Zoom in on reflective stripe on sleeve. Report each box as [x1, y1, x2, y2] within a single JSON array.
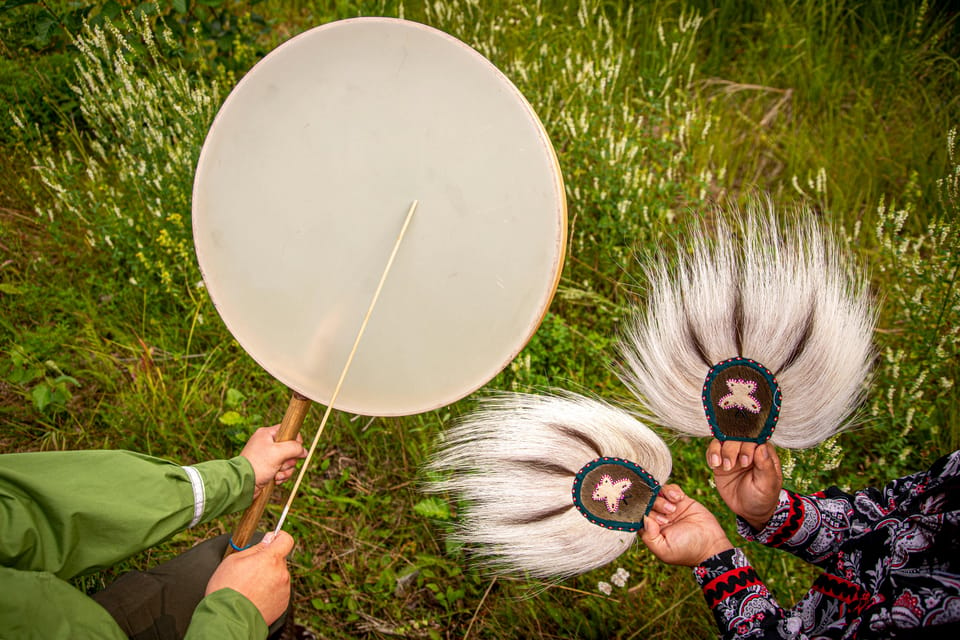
[[182, 465, 206, 527]]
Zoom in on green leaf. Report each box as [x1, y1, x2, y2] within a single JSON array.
[[50, 387, 71, 406], [33, 16, 56, 47], [218, 410, 245, 426], [7, 365, 44, 385], [31, 384, 51, 412], [172, 0, 188, 14], [413, 497, 451, 520], [99, 0, 122, 19], [52, 375, 79, 388], [0, 283, 24, 294], [328, 495, 364, 508], [225, 387, 245, 408]]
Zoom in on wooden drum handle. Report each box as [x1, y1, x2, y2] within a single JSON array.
[[224, 392, 311, 557]]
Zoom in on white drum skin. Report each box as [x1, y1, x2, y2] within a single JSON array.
[[193, 18, 566, 416]]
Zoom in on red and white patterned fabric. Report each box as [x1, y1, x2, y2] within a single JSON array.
[[693, 450, 960, 638]]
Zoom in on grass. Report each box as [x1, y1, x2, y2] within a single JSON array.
[[2, 0, 959, 638], [687, 0, 960, 225]]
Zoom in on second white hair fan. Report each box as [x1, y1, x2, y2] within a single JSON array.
[[425, 391, 672, 578]]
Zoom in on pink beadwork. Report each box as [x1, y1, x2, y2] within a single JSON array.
[[592, 474, 632, 513], [718, 378, 762, 413]]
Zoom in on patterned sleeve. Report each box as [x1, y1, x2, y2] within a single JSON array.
[[694, 548, 807, 639], [736, 489, 849, 568], [739, 450, 960, 568], [737, 451, 960, 567]]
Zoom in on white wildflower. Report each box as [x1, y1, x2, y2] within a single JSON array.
[[791, 175, 806, 197], [610, 567, 630, 587]]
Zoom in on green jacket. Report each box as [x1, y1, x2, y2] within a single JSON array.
[[0, 450, 269, 639]]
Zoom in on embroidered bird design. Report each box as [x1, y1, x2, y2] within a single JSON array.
[[718, 378, 762, 413], [592, 474, 632, 513]]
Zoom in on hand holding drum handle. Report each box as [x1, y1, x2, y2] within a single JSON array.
[[225, 392, 312, 557]]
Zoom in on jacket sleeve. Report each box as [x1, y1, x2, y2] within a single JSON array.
[[736, 488, 849, 567], [184, 589, 269, 640], [0, 565, 129, 640], [0, 566, 270, 640], [0, 450, 255, 579], [694, 548, 809, 639]]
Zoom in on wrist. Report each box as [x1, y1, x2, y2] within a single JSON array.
[[697, 536, 734, 565], [744, 510, 775, 531], [743, 499, 779, 531]]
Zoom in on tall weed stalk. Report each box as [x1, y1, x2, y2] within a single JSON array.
[[859, 129, 960, 477], [13, 13, 220, 311]]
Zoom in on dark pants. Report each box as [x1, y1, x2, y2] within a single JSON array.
[[92, 533, 289, 640]]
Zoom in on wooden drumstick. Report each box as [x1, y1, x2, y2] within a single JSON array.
[[226, 391, 311, 554], [225, 199, 419, 556]]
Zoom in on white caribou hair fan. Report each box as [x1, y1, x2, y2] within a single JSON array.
[[424, 391, 672, 579], [618, 199, 877, 449]]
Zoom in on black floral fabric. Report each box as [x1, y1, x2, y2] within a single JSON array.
[[693, 450, 960, 638]]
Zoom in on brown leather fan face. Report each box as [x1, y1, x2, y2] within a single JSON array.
[[703, 357, 781, 443], [572, 457, 660, 532]]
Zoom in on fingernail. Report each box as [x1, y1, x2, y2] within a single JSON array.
[[709, 454, 721, 468], [722, 458, 732, 471], [663, 501, 676, 513], [262, 532, 276, 545], [669, 488, 683, 501], [656, 515, 669, 525], [740, 454, 750, 467]]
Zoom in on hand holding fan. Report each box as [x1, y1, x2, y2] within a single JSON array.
[[423, 202, 874, 580]]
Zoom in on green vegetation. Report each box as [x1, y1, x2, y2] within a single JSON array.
[[2, 0, 958, 638]]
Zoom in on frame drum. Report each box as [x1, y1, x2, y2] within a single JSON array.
[[193, 18, 566, 416]]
